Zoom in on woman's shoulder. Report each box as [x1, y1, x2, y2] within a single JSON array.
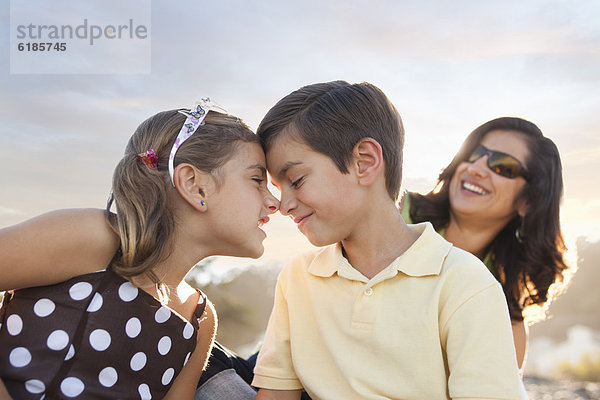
[[399, 190, 413, 223]]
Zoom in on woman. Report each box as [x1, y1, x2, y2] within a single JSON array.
[[402, 116, 569, 369]]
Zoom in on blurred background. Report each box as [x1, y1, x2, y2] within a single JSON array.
[[2, 1, 599, 398]]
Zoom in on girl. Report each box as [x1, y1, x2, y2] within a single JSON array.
[[403, 116, 569, 369], [0, 99, 279, 399]]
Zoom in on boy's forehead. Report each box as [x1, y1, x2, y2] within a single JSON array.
[[266, 160, 302, 177], [265, 137, 306, 175], [265, 147, 300, 174], [265, 135, 297, 160]]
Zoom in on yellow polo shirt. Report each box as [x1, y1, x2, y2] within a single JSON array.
[[253, 222, 525, 400]]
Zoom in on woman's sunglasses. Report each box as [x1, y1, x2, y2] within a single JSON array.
[[466, 144, 531, 180]]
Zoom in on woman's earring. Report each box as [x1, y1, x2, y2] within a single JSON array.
[[201, 200, 205, 206], [515, 217, 525, 243]]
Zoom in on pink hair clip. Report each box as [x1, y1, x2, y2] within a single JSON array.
[[138, 148, 158, 169]]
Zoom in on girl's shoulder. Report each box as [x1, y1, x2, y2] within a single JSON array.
[[0, 269, 201, 399]]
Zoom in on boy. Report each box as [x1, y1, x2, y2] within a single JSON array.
[[252, 81, 525, 399]]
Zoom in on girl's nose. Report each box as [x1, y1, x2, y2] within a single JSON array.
[[264, 192, 280, 214]]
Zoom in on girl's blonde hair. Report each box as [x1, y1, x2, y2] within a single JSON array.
[[106, 109, 258, 299]]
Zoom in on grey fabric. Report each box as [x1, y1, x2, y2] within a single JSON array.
[[195, 368, 257, 400]]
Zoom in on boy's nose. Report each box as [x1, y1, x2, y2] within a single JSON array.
[[279, 198, 296, 216], [277, 187, 297, 216]]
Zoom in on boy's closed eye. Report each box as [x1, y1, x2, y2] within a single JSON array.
[[290, 176, 304, 189]]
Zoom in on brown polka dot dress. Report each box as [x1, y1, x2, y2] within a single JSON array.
[[0, 267, 207, 399]]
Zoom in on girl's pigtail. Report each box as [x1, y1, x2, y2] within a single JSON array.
[[108, 151, 174, 289]]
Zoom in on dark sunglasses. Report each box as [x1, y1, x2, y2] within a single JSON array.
[[466, 144, 531, 180]]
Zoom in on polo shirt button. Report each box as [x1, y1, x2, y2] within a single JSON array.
[[364, 288, 373, 296]]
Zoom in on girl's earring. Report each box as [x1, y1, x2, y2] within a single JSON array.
[[201, 200, 206, 206]]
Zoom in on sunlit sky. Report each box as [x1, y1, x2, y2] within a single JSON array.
[[1, 0, 599, 268]]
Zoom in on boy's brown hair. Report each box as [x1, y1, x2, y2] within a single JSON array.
[[257, 81, 404, 200]]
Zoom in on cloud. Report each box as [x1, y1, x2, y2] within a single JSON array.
[[1, 0, 599, 249]]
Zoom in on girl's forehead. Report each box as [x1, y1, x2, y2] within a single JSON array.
[[224, 141, 266, 170], [238, 141, 265, 156]]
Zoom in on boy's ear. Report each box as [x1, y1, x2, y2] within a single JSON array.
[[352, 138, 383, 187], [172, 163, 210, 212]]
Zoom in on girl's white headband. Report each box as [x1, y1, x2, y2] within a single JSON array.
[[168, 98, 227, 185]]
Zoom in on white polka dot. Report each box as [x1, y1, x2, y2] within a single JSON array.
[[47, 330, 69, 351], [64, 345, 75, 361], [125, 317, 142, 338], [86, 293, 103, 312], [130, 352, 147, 371], [61, 377, 84, 397], [157, 336, 172, 356], [138, 383, 152, 399], [89, 329, 111, 351], [154, 306, 171, 323], [161, 368, 175, 385], [183, 352, 191, 366], [98, 367, 118, 388], [6, 314, 23, 336], [25, 379, 45, 394], [34, 298, 56, 317], [198, 295, 204, 304], [9, 347, 31, 367], [119, 282, 138, 302], [182, 323, 194, 340], [69, 282, 93, 301]]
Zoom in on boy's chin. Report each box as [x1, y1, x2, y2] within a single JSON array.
[[306, 234, 338, 248]]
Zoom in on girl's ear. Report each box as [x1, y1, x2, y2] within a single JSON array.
[[172, 163, 210, 212], [352, 138, 383, 187]]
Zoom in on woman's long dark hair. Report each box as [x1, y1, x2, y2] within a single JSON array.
[[409, 117, 569, 321]]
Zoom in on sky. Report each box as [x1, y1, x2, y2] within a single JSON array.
[[1, 0, 599, 267]]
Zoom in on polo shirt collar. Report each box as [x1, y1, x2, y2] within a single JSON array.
[[307, 242, 349, 278], [307, 222, 452, 279], [388, 222, 452, 277]]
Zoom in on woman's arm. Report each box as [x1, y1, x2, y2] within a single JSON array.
[[163, 300, 218, 400], [0, 209, 119, 291], [512, 319, 528, 370]]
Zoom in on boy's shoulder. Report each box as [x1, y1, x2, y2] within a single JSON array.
[[432, 237, 503, 313], [441, 244, 498, 285], [403, 222, 498, 288]]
